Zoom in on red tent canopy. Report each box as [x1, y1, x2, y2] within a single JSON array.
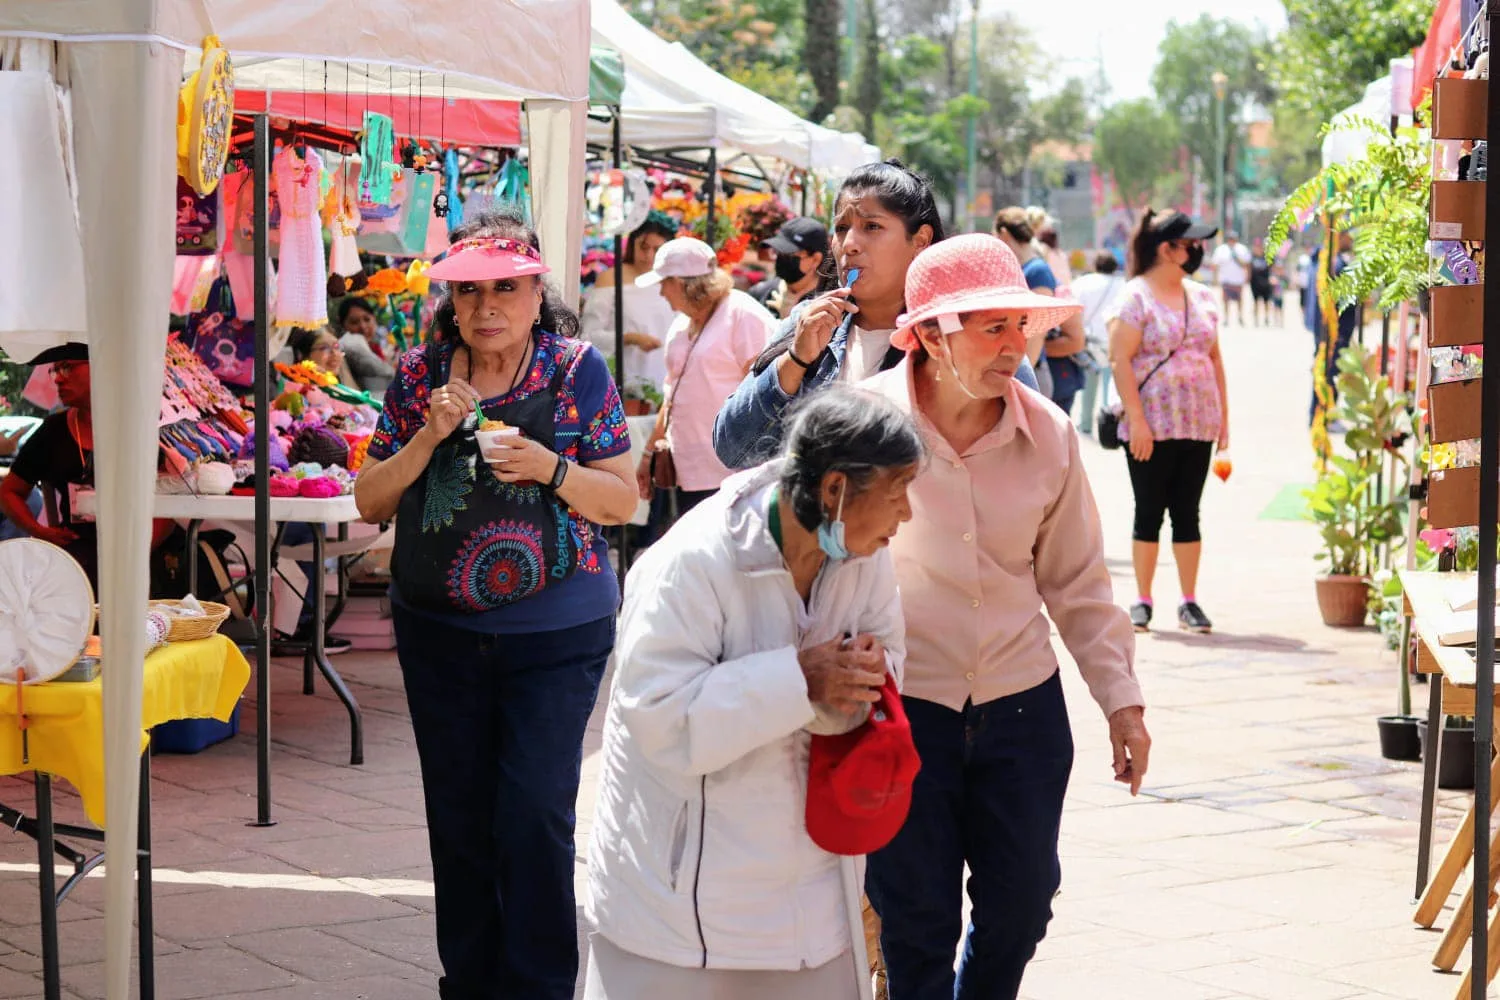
[[235, 90, 522, 148], [1412, 0, 1462, 113]]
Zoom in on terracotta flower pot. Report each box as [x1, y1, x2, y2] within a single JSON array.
[[1315, 574, 1371, 628]]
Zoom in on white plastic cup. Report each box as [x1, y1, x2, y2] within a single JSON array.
[[476, 426, 523, 461]]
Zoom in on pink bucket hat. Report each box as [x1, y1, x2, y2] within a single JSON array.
[[426, 236, 551, 282], [892, 234, 1082, 351]]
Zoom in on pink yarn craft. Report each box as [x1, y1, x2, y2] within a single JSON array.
[[298, 477, 342, 498], [269, 474, 302, 497]]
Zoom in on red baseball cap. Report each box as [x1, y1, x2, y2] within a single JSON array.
[[806, 675, 921, 856]]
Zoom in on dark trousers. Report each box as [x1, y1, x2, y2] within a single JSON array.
[[393, 607, 614, 1000], [1125, 439, 1214, 543], [867, 674, 1074, 1000]]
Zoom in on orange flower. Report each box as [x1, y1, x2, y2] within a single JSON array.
[[366, 267, 408, 295]]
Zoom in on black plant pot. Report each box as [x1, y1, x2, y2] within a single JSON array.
[[1378, 715, 1423, 762], [1419, 718, 1478, 790]]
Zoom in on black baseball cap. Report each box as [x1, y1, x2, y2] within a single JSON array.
[[29, 342, 90, 365], [762, 217, 829, 256], [1149, 210, 1218, 242]]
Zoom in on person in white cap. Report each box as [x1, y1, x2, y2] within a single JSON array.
[[633, 237, 777, 539], [860, 233, 1148, 1000]]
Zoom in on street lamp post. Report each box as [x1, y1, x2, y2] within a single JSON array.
[[1212, 71, 1228, 232], [966, 0, 979, 232]]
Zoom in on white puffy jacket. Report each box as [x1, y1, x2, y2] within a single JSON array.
[[586, 463, 905, 971]]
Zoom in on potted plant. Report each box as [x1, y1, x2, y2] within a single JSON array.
[[1303, 343, 1411, 627]]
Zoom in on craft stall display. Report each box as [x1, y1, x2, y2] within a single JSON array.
[[0, 535, 249, 1000]]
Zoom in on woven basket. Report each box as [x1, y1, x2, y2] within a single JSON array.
[[150, 600, 231, 642]]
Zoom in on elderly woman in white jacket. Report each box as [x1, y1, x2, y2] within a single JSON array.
[[585, 386, 925, 999]]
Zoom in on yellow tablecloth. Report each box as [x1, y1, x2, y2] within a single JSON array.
[[0, 634, 250, 826]]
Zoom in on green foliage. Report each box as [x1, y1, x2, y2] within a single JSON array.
[[1266, 115, 1431, 312], [0, 364, 42, 418], [1093, 99, 1180, 215], [1151, 16, 1271, 183], [1302, 343, 1411, 577], [1269, 0, 1435, 125], [627, 0, 815, 116]]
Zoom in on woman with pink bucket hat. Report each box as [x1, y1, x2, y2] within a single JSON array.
[[860, 233, 1150, 1000]]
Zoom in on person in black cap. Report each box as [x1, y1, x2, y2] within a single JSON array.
[[1107, 208, 1229, 636], [0, 343, 107, 583], [750, 217, 830, 319]]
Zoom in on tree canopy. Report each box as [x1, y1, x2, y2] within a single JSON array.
[[1093, 99, 1180, 216]]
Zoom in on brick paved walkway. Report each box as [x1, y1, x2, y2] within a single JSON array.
[[0, 310, 1484, 998]]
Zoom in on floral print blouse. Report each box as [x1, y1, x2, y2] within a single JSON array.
[[1115, 278, 1223, 443]]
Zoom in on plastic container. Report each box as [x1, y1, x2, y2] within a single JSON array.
[[151, 703, 240, 754], [1212, 450, 1232, 482], [475, 425, 522, 460]]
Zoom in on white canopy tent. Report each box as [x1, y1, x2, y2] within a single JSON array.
[[0, 3, 591, 998], [589, 0, 875, 176], [1321, 57, 1415, 168]]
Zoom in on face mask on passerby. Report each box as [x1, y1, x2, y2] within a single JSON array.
[[775, 252, 809, 285]]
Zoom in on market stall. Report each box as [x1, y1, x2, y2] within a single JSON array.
[[0, 4, 591, 997]]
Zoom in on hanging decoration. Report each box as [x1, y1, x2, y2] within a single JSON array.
[[359, 111, 399, 206], [176, 35, 235, 196]]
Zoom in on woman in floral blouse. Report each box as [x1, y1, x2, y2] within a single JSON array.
[[1108, 209, 1229, 635], [355, 212, 637, 1000]]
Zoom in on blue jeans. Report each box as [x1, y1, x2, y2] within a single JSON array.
[[867, 673, 1074, 1000], [393, 607, 614, 1000]]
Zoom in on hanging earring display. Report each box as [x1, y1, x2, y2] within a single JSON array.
[[176, 35, 235, 196]]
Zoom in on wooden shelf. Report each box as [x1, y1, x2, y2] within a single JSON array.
[[1432, 181, 1487, 242], [1427, 465, 1483, 529], [1430, 378, 1484, 443], [1434, 77, 1489, 140], [1429, 284, 1483, 348]]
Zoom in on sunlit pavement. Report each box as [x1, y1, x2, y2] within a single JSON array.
[[0, 303, 1479, 998]]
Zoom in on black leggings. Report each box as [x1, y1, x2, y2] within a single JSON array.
[[1125, 439, 1213, 543]]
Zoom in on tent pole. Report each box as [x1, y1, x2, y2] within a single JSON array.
[[1473, 15, 1500, 993], [705, 148, 718, 239], [612, 109, 631, 582], [252, 113, 276, 827]]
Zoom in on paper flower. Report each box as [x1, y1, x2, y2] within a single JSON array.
[[1420, 528, 1456, 551], [366, 267, 409, 296], [405, 260, 431, 297]]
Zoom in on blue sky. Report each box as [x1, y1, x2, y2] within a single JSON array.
[[987, 0, 1288, 101]]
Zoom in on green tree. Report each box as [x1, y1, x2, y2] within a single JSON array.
[[804, 0, 842, 122], [1093, 99, 1181, 216], [854, 0, 881, 134], [1150, 16, 1269, 186], [1269, 0, 1434, 124], [625, 0, 815, 115]]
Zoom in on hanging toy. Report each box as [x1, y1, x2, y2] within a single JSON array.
[[434, 190, 450, 219]]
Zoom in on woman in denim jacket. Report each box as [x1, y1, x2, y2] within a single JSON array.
[[713, 161, 1038, 471]]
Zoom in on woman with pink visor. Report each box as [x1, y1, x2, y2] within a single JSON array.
[[860, 234, 1150, 999], [355, 212, 638, 1000]]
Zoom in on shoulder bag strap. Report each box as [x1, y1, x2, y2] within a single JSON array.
[[660, 309, 715, 435], [1137, 294, 1191, 393]]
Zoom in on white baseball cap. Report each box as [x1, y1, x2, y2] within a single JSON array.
[[635, 237, 718, 287]]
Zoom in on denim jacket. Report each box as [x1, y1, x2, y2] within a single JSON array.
[[712, 305, 1039, 470]]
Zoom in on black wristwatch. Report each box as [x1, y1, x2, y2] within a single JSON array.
[[549, 456, 569, 490]]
